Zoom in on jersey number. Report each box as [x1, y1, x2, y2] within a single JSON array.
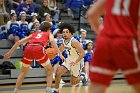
[[35, 33, 43, 39], [67, 48, 71, 56], [112, 0, 131, 16]]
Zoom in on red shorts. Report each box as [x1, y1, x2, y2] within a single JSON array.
[[90, 36, 140, 86], [21, 45, 49, 65]]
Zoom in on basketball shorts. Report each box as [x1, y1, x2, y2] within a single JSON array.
[[90, 36, 140, 86], [21, 45, 49, 65], [62, 56, 84, 77]]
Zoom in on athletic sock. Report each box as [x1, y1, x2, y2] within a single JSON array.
[[46, 86, 51, 91], [13, 88, 18, 93], [54, 88, 59, 92], [72, 83, 80, 87], [53, 73, 55, 80], [80, 75, 84, 80]]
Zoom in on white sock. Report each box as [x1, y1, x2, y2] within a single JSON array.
[[55, 88, 59, 92], [71, 83, 79, 87], [81, 75, 84, 80], [46, 86, 51, 91], [13, 88, 18, 93], [53, 73, 55, 79]]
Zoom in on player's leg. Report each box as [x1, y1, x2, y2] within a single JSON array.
[[113, 38, 140, 93], [41, 59, 53, 93], [88, 36, 117, 93], [53, 62, 59, 80], [53, 66, 68, 93], [70, 59, 87, 86], [70, 76, 82, 85], [14, 63, 30, 93]]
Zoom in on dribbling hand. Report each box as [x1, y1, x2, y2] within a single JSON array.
[[59, 54, 66, 62], [70, 61, 77, 66]]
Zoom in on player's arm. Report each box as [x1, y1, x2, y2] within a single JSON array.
[[87, 0, 106, 35], [59, 43, 65, 52], [49, 33, 61, 55], [72, 40, 85, 64], [4, 35, 32, 59], [49, 34, 65, 61]]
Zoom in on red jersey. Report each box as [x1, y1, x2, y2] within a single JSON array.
[[101, 0, 140, 38], [29, 32, 50, 47]]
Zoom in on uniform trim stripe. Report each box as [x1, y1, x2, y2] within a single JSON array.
[[123, 39, 140, 75]]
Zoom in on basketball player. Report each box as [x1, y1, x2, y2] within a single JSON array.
[[53, 23, 86, 93], [4, 21, 65, 93], [87, 0, 140, 93]]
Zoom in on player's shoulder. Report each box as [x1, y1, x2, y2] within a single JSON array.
[[71, 37, 80, 46]]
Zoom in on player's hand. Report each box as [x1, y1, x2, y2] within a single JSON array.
[[59, 54, 66, 62], [70, 61, 77, 66], [4, 52, 11, 59]]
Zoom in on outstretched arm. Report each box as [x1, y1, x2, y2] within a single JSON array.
[[87, 0, 106, 35], [4, 35, 32, 59]]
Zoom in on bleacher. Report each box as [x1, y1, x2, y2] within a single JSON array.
[[0, 38, 71, 84]]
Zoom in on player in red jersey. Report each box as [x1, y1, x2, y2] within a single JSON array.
[[87, 0, 140, 93], [4, 21, 65, 93]]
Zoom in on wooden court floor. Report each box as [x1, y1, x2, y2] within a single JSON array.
[[0, 80, 137, 93]]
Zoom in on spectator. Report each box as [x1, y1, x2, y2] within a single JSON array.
[[42, 13, 53, 25], [66, 0, 84, 20], [78, 29, 90, 50], [18, 11, 29, 39], [48, 0, 60, 22], [7, 10, 20, 43], [16, 0, 35, 22], [30, 21, 40, 34], [83, 41, 93, 80], [38, 0, 51, 21], [51, 20, 58, 33], [53, 29, 63, 47], [28, 12, 39, 30], [82, 0, 93, 16], [5, 0, 22, 13], [0, 0, 9, 26]]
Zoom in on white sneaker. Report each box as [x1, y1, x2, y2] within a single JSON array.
[[80, 72, 87, 86], [46, 89, 53, 93], [60, 79, 65, 84]]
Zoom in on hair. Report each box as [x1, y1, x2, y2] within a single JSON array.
[[85, 42, 93, 50], [40, 21, 51, 31], [32, 21, 40, 29], [10, 13, 16, 17], [59, 23, 75, 34]]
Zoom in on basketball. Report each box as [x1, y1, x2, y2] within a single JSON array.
[[46, 48, 57, 60]]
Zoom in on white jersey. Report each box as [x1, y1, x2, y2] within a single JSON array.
[[63, 37, 79, 59], [62, 37, 84, 77]]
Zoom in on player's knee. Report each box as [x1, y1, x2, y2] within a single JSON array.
[[55, 70, 62, 77], [56, 69, 63, 77], [41, 59, 51, 67]]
